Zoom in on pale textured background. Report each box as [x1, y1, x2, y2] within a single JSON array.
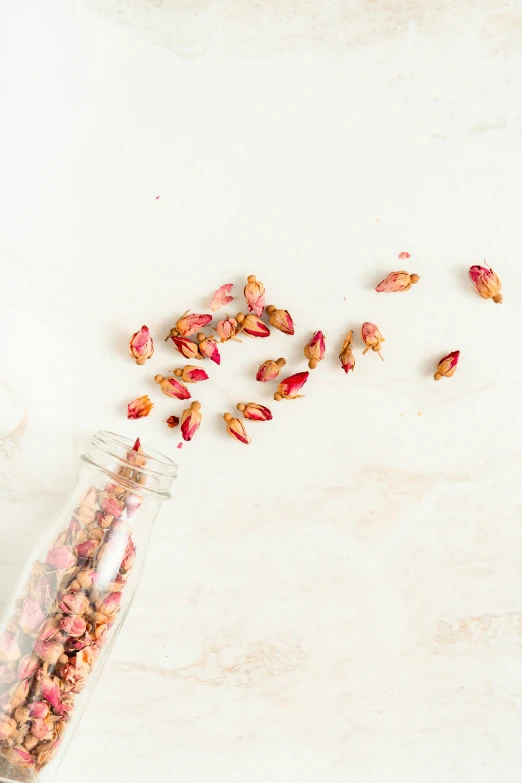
[[1, 1, 522, 780]]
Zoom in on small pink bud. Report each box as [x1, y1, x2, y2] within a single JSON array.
[[235, 313, 270, 338], [173, 365, 209, 383], [223, 413, 251, 444], [339, 330, 355, 374], [129, 325, 154, 365], [244, 275, 266, 317], [17, 654, 39, 680], [98, 592, 122, 616], [398, 251, 411, 259], [76, 538, 100, 559], [127, 395, 153, 419], [197, 333, 221, 364], [60, 615, 87, 637], [237, 402, 273, 421], [167, 334, 202, 360], [274, 371, 309, 401], [30, 701, 50, 719], [59, 592, 90, 615], [31, 717, 54, 740], [3, 745, 34, 768], [180, 401, 202, 442], [266, 305, 295, 336], [434, 350, 460, 381], [33, 640, 63, 665], [19, 597, 45, 636], [215, 315, 242, 343], [120, 539, 136, 572], [361, 322, 385, 360], [37, 618, 61, 643], [256, 357, 286, 382], [45, 546, 76, 571], [0, 630, 21, 663], [210, 283, 234, 312], [154, 374, 191, 400], [304, 331, 325, 369], [469, 263, 503, 303], [0, 715, 17, 741], [39, 676, 65, 713], [101, 495, 122, 517], [172, 311, 212, 338], [375, 271, 420, 292]]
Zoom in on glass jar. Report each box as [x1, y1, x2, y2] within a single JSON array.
[[0, 431, 177, 783]]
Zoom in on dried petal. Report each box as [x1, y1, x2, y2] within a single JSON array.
[[3, 745, 34, 768], [256, 358, 286, 382], [127, 395, 153, 419], [398, 251, 411, 259], [274, 371, 309, 401], [434, 350, 460, 381], [223, 413, 251, 444], [361, 322, 385, 360], [197, 333, 221, 364], [172, 312, 212, 338], [36, 735, 62, 766], [237, 402, 273, 421], [0, 715, 17, 741], [469, 263, 503, 303], [45, 546, 76, 571], [76, 539, 99, 560], [17, 654, 39, 680], [235, 313, 270, 338], [167, 334, 202, 360], [173, 365, 209, 383], [154, 375, 191, 400], [339, 330, 355, 374], [165, 415, 180, 429], [129, 325, 154, 365], [214, 315, 241, 343], [304, 331, 325, 369], [32, 576, 53, 609], [120, 539, 136, 572], [19, 598, 45, 636], [181, 401, 202, 442], [244, 275, 266, 317], [375, 271, 420, 293], [210, 283, 234, 312]]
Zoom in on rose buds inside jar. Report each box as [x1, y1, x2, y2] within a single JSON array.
[[235, 313, 270, 338], [361, 322, 385, 361], [304, 331, 325, 369], [375, 271, 420, 293], [129, 325, 154, 365], [469, 263, 503, 303], [173, 365, 209, 383], [274, 371, 309, 401], [197, 333, 221, 365], [181, 401, 202, 441], [154, 375, 191, 400], [223, 413, 251, 444], [237, 402, 273, 421], [256, 357, 286, 382], [244, 275, 265, 317], [434, 350, 460, 381], [169, 311, 212, 338], [214, 316, 241, 343], [127, 395, 153, 419], [210, 283, 233, 312], [166, 334, 202, 361], [339, 330, 355, 374], [266, 305, 295, 336]]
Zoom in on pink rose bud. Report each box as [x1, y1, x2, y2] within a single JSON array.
[[45, 546, 76, 571], [223, 413, 251, 444], [33, 640, 63, 665], [173, 365, 209, 383], [236, 402, 273, 421], [39, 676, 63, 711], [197, 333, 221, 364], [17, 654, 39, 680], [32, 576, 53, 608], [214, 315, 242, 343], [129, 325, 154, 365], [98, 592, 122, 616], [166, 334, 203, 360], [30, 701, 50, 719], [180, 401, 202, 442], [3, 745, 34, 768], [274, 371, 309, 401], [101, 495, 122, 516], [210, 283, 234, 312], [60, 592, 90, 615], [0, 665, 15, 685], [434, 350, 460, 381], [256, 357, 286, 382], [304, 331, 326, 369], [0, 715, 17, 741], [0, 630, 21, 663], [37, 617, 61, 642], [361, 322, 385, 361], [171, 311, 212, 338], [120, 540, 136, 572], [76, 539, 100, 559], [235, 313, 270, 338], [11, 678, 30, 703], [339, 330, 355, 374], [244, 275, 266, 317], [398, 251, 411, 259], [127, 395, 153, 419], [154, 374, 191, 400], [60, 615, 87, 638], [19, 597, 45, 636], [266, 305, 295, 336], [469, 263, 503, 303], [375, 271, 420, 292]]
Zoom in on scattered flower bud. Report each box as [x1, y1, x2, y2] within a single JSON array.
[[210, 283, 234, 312], [101, 495, 122, 517], [434, 350, 460, 381], [165, 415, 180, 429], [19, 598, 45, 636], [32, 576, 52, 609], [256, 358, 286, 382], [304, 331, 325, 369], [173, 365, 209, 383], [214, 315, 242, 343], [469, 263, 503, 303], [375, 271, 420, 292], [45, 546, 76, 571], [266, 305, 295, 336], [181, 401, 202, 442], [3, 745, 34, 768], [170, 311, 212, 338], [154, 374, 191, 400], [361, 322, 385, 361], [129, 325, 154, 365], [223, 413, 251, 444], [237, 402, 273, 421], [398, 251, 411, 259], [235, 313, 270, 338], [274, 371, 309, 401], [17, 654, 39, 681], [0, 715, 17, 741], [127, 395, 153, 419], [166, 334, 202, 360], [244, 275, 265, 317], [339, 330, 355, 374], [197, 333, 221, 364]]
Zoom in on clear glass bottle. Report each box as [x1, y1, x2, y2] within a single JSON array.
[[0, 431, 177, 783]]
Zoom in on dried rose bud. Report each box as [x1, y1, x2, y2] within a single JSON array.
[[33, 640, 63, 665], [36, 736, 62, 767], [30, 702, 50, 720], [165, 415, 180, 428], [11, 678, 30, 705], [361, 322, 385, 361], [181, 401, 202, 442], [76, 569, 97, 590], [120, 540, 136, 572], [237, 402, 273, 421], [266, 305, 295, 336], [235, 313, 270, 338], [223, 413, 251, 444], [60, 615, 87, 638], [3, 745, 34, 768], [19, 598, 45, 636], [127, 395, 153, 419], [97, 592, 121, 616], [76, 539, 100, 559], [339, 330, 355, 374], [304, 331, 325, 369], [129, 325, 154, 365], [173, 365, 209, 383], [375, 271, 420, 293], [168, 311, 212, 338], [274, 371, 309, 401], [210, 283, 234, 312], [60, 592, 89, 615], [37, 618, 61, 643], [101, 494, 122, 517], [14, 705, 30, 724], [154, 374, 191, 400], [256, 357, 286, 382], [434, 350, 460, 381], [0, 715, 17, 741], [469, 263, 503, 303], [45, 546, 76, 571], [197, 333, 221, 364], [166, 333, 203, 360], [17, 654, 39, 681], [244, 275, 265, 317], [214, 315, 242, 343]]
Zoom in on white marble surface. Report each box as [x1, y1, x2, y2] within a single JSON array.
[[2, 1, 522, 780]]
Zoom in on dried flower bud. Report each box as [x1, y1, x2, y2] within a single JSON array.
[[304, 331, 325, 369], [375, 271, 420, 292], [244, 275, 265, 317], [45, 546, 76, 571], [256, 357, 286, 382], [0, 715, 17, 741], [170, 311, 212, 338], [469, 263, 503, 303], [339, 330, 355, 374], [223, 413, 251, 444], [3, 745, 34, 768], [127, 395, 153, 419], [214, 315, 242, 343], [154, 375, 191, 400], [17, 654, 39, 681], [398, 251, 411, 259], [30, 702, 50, 720], [434, 350, 460, 381], [274, 371, 309, 401], [129, 325, 154, 365], [361, 322, 385, 361], [237, 402, 273, 421], [59, 592, 89, 615], [97, 592, 121, 616], [197, 333, 221, 364], [165, 415, 180, 429], [60, 615, 87, 638], [19, 598, 45, 637], [235, 313, 270, 338], [101, 494, 122, 517], [33, 640, 63, 665], [32, 576, 52, 609], [166, 334, 202, 360], [76, 539, 100, 560], [181, 401, 202, 442], [210, 283, 234, 312], [36, 736, 62, 767], [36, 618, 61, 643], [173, 365, 209, 383], [266, 305, 295, 336], [11, 678, 30, 705], [120, 540, 136, 572]]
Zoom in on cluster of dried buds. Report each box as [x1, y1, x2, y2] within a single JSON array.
[[0, 441, 142, 772]]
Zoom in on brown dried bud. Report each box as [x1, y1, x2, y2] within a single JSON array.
[[266, 305, 295, 336], [339, 330, 355, 374], [361, 322, 385, 361]]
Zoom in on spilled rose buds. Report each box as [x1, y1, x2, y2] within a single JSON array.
[[339, 330, 355, 374], [173, 365, 209, 383], [214, 315, 241, 343], [166, 334, 202, 360], [154, 374, 191, 400], [181, 401, 202, 442], [237, 402, 273, 421], [361, 322, 385, 361], [266, 305, 295, 336], [244, 274, 265, 317], [375, 271, 420, 293], [210, 283, 234, 312], [235, 313, 270, 338], [165, 415, 180, 428], [223, 413, 251, 444], [256, 357, 286, 382], [274, 371, 309, 401], [304, 331, 325, 369], [197, 333, 221, 364], [170, 311, 212, 338], [434, 350, 460, 381], [469, 263, 503, 303], [127, 395, 153, 419], [129, 325, 154, 365]]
